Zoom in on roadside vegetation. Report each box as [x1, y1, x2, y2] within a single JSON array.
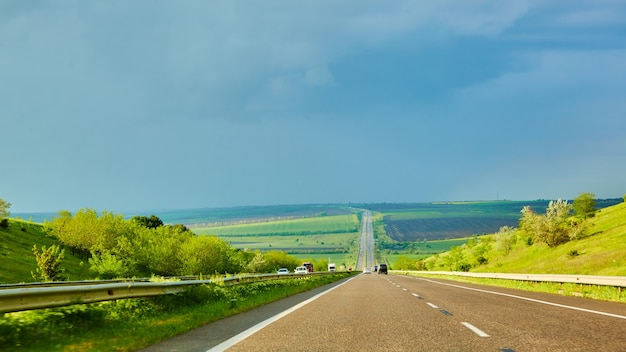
[[393, 194, 626, 302]]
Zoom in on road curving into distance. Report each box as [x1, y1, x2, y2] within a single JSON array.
[[141, 274, 626, 352]]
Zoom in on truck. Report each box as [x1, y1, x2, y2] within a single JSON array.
[[302, 262, 314, 272], [328, 263, 336, 272]]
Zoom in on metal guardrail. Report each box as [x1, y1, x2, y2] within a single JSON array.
[[393, 271, 626, 287], [0, 272, 333, 314]]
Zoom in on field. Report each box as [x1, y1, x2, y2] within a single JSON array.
[[193, 214, 361, 266], [364, 199, 622, 242]]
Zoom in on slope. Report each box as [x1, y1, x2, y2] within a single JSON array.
[[0, 220, 92, 284]]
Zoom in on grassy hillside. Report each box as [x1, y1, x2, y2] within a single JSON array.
[[422, 201, 626, 276], [0, 220, 92, 284]]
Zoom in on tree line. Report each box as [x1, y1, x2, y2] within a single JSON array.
[[40, 209, 304, 280]]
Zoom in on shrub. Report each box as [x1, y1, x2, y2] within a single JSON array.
[[32, 245, 65, 281]]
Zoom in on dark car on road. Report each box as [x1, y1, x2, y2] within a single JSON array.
[[378, 263, 388, 274]]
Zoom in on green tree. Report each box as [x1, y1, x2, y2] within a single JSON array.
[[0, 197, 10, 229], [88, 250, 131, 279], [573, 193, 597, 219], [178, 235, 242, 275], [131, 215, 164, 229], [32, 245, 65, 281], [520, 199, 580, 247]]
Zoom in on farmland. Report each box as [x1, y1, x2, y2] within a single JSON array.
[[193, 214, 361, 266], [362, 199, 622, 242]]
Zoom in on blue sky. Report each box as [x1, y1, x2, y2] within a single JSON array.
[[2, 1, 625, 213]]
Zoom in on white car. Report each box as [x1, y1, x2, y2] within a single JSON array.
[[363, 267, 372, 274], [277, 268, 290, 274], [294, 266, 309, 274]]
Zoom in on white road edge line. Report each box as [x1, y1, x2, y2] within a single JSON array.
[[426, 302, 439, 309], [206, 276, 356, 352], [417, 278, 626, 320], [462, 322, 490, 337]]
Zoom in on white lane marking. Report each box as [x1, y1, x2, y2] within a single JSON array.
[[462, 322, 490, 337], [206, 277, 356, 352], [403, 288, 408, 291], [426, 302, 439, 309], [412, 293, 421, 298], [417, 278, 626, 320]]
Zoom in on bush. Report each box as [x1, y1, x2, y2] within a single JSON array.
[[32, 244, 65, 281]]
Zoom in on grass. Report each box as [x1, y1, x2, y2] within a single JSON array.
[[0, 220, 92, 284], [0, 272, 355, 351], [474, 202, 626, 275], [194, 214, 359, 236]]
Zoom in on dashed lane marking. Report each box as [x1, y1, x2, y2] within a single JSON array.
[[462, 322, 490, 337], [427, 302, 439, 309]]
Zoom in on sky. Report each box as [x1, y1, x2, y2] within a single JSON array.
[[2, 0, 626, 213]]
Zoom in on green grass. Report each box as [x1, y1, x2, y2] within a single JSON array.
[[193, 214, 359, 236], [474, 202, 626, 275], [0, 220, 93, 284]]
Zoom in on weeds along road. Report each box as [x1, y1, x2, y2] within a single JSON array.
[[141, 274, 626, 352]]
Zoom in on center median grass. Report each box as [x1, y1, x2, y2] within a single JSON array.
[[0, 272, 355, 352]]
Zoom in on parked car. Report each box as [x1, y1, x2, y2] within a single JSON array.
[[378, 263, 388, 274], [294, 266, 309, 274], [277, 268, 290, 274]]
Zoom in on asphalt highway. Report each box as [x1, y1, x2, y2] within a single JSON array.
[[141, 274, 626, 352]]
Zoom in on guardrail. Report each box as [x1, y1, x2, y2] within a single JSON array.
[[0, 272, 334, 314], [392, 271, 626, 287]]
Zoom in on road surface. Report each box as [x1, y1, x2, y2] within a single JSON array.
[[355, 210, 375, 271], [141, 274, 626, 351]]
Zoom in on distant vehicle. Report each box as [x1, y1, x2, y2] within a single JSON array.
[[378, 263, 388, 274], [302, 262, 314, 272], [328, 263, 336, 272], [277, 268, 289, 274], [374, 265, 378, 272], [363, 267, 372, 274], [294, 266, 309, 274]]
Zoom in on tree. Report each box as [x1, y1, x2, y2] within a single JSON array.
[[32, 245, 65, 281], [131, 215, 164, 229], [520, 199, 580, 247], [573, 193, 597, 219], [0, 197, 10, 229]]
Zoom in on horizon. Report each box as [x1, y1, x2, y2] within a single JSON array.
[[11, 196, 624, 223]]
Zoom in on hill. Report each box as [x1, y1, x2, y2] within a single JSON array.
[[0, 220, 92, 284], [419, 200, 626, 276]]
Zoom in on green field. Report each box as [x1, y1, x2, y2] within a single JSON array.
[[194, 214, 359, 236], [193, 214, 361, 266], [378, 238, 471, 267]]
